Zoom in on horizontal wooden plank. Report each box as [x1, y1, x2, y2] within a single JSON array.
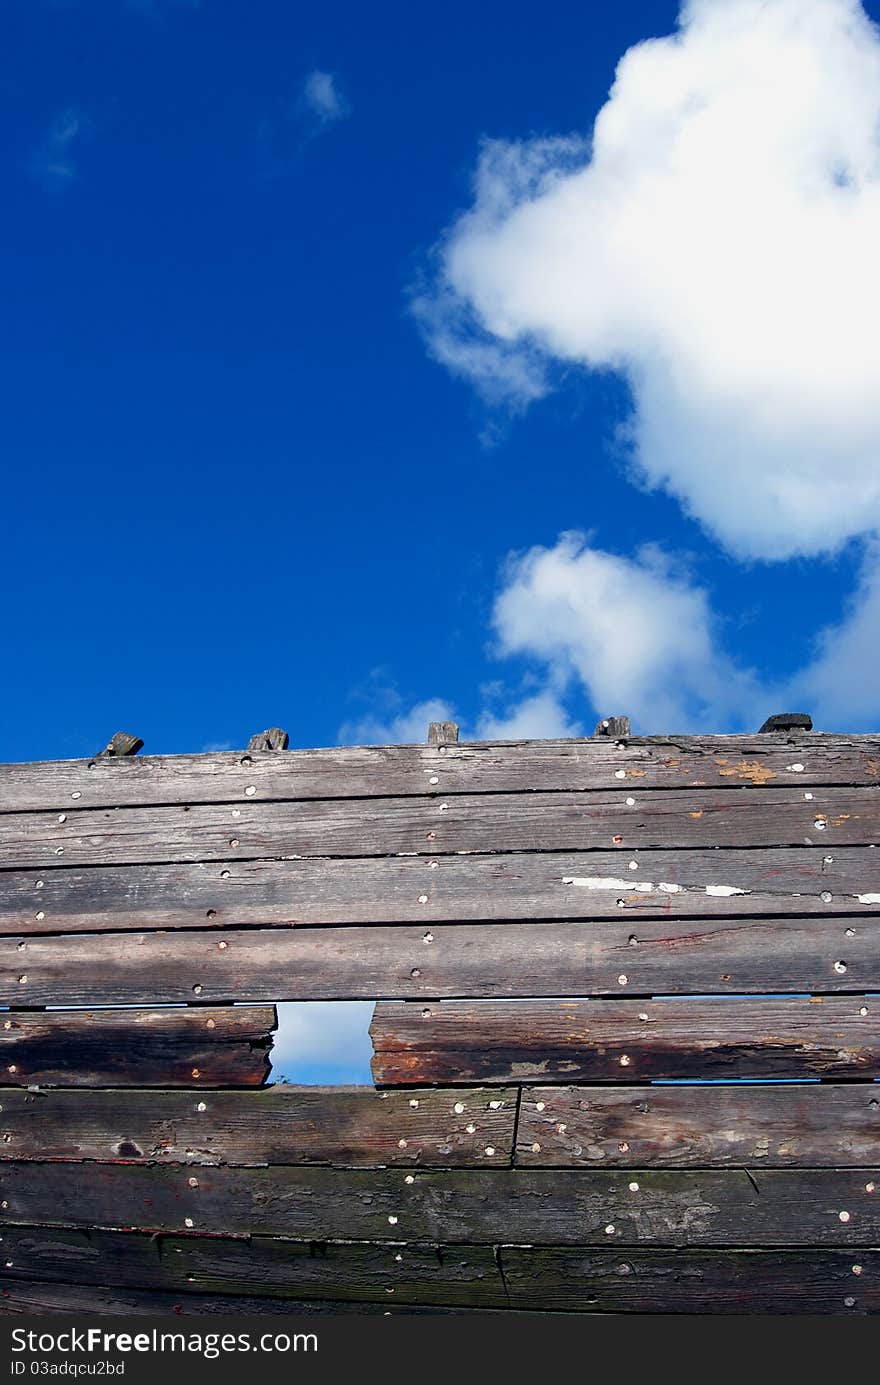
[[3, 917, 880, 1005], [2, 1230, 873, 1314], [0, 1227, 508, 1307], [2, 1164, 880, 1245], [370, 997, 880, 1084], [3, 736, 879, 814], [516, 1085, 880, 1167], [0, 1007, 275, 1087], [500, 1247, 879, 1313], [4, 847, 880, 936], [0, 1085, 516, 1166], [1, 1236, 876, 1315], [4, 785, 879, 870], [0, 1279, 504, 1314]]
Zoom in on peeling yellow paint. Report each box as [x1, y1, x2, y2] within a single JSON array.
[[715, 759, 777, 785], [867, 759, 880, 776], [627, 769, 646, 778], [689, 810, 704, 820], [830, 814, 852, 826]]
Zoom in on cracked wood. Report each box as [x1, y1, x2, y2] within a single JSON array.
[[1, 1164, 879, 1245], [2, 917, 880, 1005], [2, 735, 880, 814], [370, 997, 880, 1084], [0, 1007, 275, 1087], [0, 1085, 516, 1166], [2, 785, 879, 870], [3, 847, 879, 935]]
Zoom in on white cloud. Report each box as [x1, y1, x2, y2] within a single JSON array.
[[300, 70, 349, 129], [338, 695, 456, 746], [491, 533, 763, 732], [29, 108, 85, 192], [418, 0, 880, 561], [475, 689, 582, 739], [792, 541, 880, 726]]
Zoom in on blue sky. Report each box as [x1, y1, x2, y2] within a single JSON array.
[[5, 0, 880, 1079]]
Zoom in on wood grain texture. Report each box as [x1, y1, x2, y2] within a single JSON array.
[[1, 1236, 876, 1314], [0, 1007, 275, 1087], [370, 997, 880, 1084], [500, 1247, 878, 1314], [0, 1085, 516, 1166], [3, 917, 879, 1005], [3, 786, 879, 870], [2, 1163, 880, 1245], [2, 735, 879, 814], [4, 847, 880, 936], [0, 1280, 504, 1315], [0, 1227, 508, 1307], [515, 1085, 880, 1167]]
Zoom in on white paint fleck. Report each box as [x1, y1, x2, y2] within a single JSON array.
[[658, 882, 683, 894], [705, 884, 748, 897], [787, 763, 805, 772], [625, 796, 636, 806], [855, 894, 880, 905], [563, 876, 655, 893], [614, 770, 626, 779], [804, 792, 814, 801]]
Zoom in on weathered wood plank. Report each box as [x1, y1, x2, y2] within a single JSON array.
[[0, 1007, 275, 1088], [5, 916, 880, 1006], [2, 1242, 876, 1316], [0, 1227, 508, 1307], [3, 786, 879, 870], [2, 1164, 880, 1245], [370, 997, 880, 1084], [516, 1085, 880, 1167], [0, 1085, 516, 1166], [0, 1280, 504, 1314], [4, 847, 880, 936], [2, 736, 879, 814], [500, 1247, 878, 1314]]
